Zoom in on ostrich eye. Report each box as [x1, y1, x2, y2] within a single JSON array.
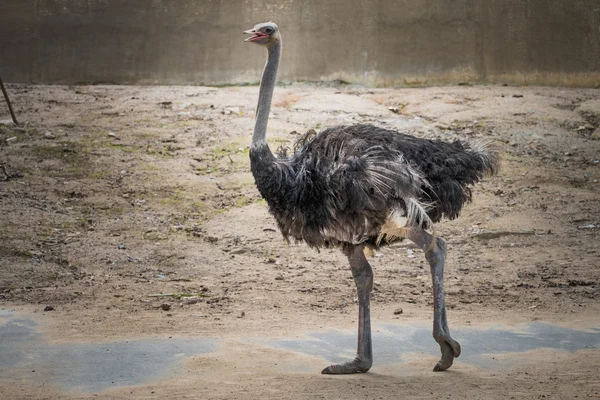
[[265, 27, 274, 34]]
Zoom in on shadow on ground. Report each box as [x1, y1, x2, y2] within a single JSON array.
[[265, 322, 600, 370], [1, 309, 599, 393]]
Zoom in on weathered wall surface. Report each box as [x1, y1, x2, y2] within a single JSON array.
[[1, 0, 599, 86]]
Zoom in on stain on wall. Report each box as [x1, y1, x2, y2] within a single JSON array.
[[1, 0, 599, 86]]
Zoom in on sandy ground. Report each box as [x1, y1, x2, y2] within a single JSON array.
[[1, 83, 599, 399]]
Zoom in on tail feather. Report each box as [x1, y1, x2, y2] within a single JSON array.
[[463, 139, 501, 176], [420, 138, 500, 223]]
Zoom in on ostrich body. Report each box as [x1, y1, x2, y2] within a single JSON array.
[[244, 22, 499, 374]]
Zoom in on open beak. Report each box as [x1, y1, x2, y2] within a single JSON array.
[[244, 29, 266, 42]]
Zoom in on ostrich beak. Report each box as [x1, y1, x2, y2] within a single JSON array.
[[244, 29, 266, 42]]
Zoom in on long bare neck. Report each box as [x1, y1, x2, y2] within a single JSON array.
[[252, 40, 281, 151]]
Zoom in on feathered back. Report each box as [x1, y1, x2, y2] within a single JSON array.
[[250, 124, 499, 249]]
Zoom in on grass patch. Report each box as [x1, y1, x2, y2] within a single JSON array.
[[234, 195, 252, 207], [87, 169, 111, 180]]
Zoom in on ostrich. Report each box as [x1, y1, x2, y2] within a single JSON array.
[[243, 22, 499, 374]]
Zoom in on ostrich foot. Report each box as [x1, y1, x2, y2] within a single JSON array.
[[321, 358, 372, 374], [433, 336, 461, 372]]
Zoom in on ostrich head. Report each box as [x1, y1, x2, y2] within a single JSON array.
[[244, 22, 280, 47]]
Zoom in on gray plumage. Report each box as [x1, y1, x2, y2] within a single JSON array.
[[251, 124, 498, 250]]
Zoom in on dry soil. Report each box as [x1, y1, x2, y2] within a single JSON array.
[[1, 83, 599, 399]]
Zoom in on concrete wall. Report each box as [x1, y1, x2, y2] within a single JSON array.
[[1, 0, 599, 87]]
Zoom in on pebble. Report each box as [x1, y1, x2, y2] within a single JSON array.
[[44, 131, 56, 139], [577, 224, 597, 230], [229, 247, 247, 255], [393, 308, 403, 315], [160, 303, 171, 311], [43, 305, 54, 312], [224, 107, 240, 115]]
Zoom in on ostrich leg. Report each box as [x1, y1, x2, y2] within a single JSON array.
[[322, 245, 373, 374], [406, 228, 461, 371]]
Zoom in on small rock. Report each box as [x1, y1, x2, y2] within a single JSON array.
[[224, 107, 240, 115], [44, 131, 56, 139], [160, 303, 171, 311], [577, 224, 597, 230], [118, 245, 127, 250], [274, 274, 284, 281], [204, 235, 218, 244], [393, 308, 403, 315], [43, 306, 54, 312], [229, 247, 247, 255], [108, 132, 117, 138], [239, 311, 245, 318], [6, 136, 17, 143]]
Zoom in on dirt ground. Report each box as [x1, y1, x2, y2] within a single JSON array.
[[1, 83, 599, 399]]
